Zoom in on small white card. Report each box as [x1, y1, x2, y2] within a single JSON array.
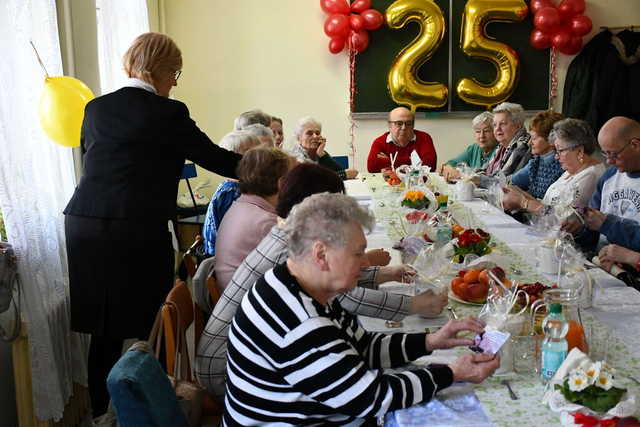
[[470, 329, 511, 355]]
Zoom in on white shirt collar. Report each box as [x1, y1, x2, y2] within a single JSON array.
[[386, 132, 417, 145], [124, 77, 157, 95]]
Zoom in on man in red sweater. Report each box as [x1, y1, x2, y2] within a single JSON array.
[[367, 107, 437, 172]]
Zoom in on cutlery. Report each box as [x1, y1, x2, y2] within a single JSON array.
[[447, 306, 458, 320], [501, 379, 519, 400], [629, 375, 640, 385]]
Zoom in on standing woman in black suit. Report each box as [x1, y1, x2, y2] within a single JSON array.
[[63, 33, 241, 415]]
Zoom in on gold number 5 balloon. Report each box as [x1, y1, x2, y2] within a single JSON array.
[[456, 0, 528, 108], [386, 0, 447, 111]]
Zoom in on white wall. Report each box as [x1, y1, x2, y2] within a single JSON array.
[[163, 0, 640, 196]]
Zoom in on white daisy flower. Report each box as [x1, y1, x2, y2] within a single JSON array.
[[596, 371, 614, 390], [569, 371, 590, 392], [583, 361, 602, 385]]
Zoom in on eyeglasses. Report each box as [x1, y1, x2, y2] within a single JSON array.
[[388, 120, 415, 128], [173, 70, 182, 81], [555, 145, 579, 155], [602, 137, 638, 160]]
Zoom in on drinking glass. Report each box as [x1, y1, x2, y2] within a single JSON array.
[[512, 335, 539, 374]]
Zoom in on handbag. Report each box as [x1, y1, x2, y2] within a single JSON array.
[[0, 243, 19, 342], [148, 304, 204, 427]]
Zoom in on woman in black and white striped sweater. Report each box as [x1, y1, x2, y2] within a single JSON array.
[[223, 193, 500, 426]]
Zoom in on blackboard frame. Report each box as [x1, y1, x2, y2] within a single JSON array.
[[353, 0, 550, 115]]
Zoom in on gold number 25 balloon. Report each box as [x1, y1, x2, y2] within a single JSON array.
[[386, 0, 447, 112], [457, 0, 528, 108]]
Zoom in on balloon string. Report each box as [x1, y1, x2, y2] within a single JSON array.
[[348, 49, 357, 162], [30, 40, 49, 78], [549, 47, 558, 108]]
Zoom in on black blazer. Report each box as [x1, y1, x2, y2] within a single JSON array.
[[64, 87, 241, 221]]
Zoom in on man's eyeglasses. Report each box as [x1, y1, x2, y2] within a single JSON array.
[[388, 120, 415, 128], [602, 137, 638, 160], [174, 70, 182, 81]]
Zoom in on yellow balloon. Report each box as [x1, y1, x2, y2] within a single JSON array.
[[39, 76, 94, 147], [386, 0, 448, 111], [456, 0, 528, 108]]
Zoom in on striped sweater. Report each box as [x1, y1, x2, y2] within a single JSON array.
[[223, 263, 453, 426]]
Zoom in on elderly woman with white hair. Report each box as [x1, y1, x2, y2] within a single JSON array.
[[243, 123, 275, 147], [289, 116, 359, 180], [476, 102, 531, 188], [222, 192, 499, 425], [439, 111, 498, 181], [202, 130, 261, 255]]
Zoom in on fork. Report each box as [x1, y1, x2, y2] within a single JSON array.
[[501, 379, 519, 400]]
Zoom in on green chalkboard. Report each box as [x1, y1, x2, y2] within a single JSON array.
[[353, 0, 550, 113]]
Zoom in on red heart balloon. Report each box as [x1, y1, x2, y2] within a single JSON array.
[[320, 0, 350, 15], [530, 29, 552, 50], [552, 28, 573, 52], [348, 29, 370, 53], [328, 36, 346, 54], [534, 7, 561, 33], [324, 14, 350, 39], [530, 0, 552, 15], [350, 14, 365, 32], [350, 0, 372, 14], [569, 14, 592, 37], [361, 9, 384, 31]]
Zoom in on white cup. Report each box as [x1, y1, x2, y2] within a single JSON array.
[[456, 181, 475, 201]]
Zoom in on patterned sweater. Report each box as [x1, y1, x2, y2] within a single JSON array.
[[223, 262, 453, 426]]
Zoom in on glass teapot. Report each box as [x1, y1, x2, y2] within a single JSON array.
[[531, 288, 588, 353]]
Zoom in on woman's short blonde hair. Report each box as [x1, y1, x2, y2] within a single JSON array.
[[123, 32, 182, 85]]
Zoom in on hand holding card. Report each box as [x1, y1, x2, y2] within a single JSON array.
[[469, 329, 511, 355], [426, 317, 486, 352]]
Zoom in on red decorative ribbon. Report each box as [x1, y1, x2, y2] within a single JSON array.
[[348, 49, 357, 162], [549, 47, 558, 108], [573, 412, 620, 427]]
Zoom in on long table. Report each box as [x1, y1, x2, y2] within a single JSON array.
[[346, 173, 640, 426]]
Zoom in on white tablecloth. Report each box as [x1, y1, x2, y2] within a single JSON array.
[[347, 173, 640, 426]]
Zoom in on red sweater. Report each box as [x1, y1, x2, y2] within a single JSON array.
[[367, 130, 437, 173]]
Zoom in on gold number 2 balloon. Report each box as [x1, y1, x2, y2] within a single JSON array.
[[386, 0, 447, 112], [456, 0, 528, 108]]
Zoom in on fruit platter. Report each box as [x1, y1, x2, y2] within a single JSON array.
[[450, 266, 510, 305], [382, 168, 402, 186]]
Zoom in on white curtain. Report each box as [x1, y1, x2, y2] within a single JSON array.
[[0, 0, 89, 421], [96, 0, 150, 95]]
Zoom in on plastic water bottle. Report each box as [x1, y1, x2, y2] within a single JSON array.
[[540, 304, 569, 384]]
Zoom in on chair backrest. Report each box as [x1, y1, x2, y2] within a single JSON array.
[[162, 280, 203, 378], [332, 155, 349, 169], [193, 256, 216, 314], [107, 342, 188, 427], [181, 235, 204, 279]]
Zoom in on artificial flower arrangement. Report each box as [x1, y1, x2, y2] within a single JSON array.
[[545, 349, 637, 426], [401, 189, 431, 210], [556, 361, 625, 413], [452, 228, 492, 263]]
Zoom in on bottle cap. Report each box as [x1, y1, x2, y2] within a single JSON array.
[[549, 303, 562, 314]]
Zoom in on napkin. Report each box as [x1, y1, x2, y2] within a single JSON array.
[[385, 382, 495, 427], [410, 150, 422, 167], [551, 347, 590, 385]]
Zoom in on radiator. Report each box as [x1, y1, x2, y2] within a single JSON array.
[[13, 323, 91, 427]]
